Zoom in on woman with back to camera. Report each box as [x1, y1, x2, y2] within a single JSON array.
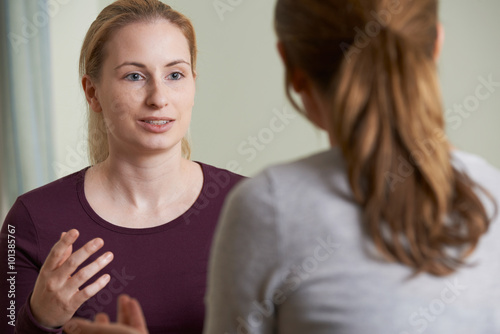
[[0, 0, 243, 333], [64, 0, 500, 333]]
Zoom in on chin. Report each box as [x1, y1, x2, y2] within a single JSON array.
[[140, 141, 182, 154]]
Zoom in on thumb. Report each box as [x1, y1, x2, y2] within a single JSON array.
[[64, 319, 136, 334], [64, 318, 90, 334], [117, 295, 148, 333], [127, 298, 148, 333]]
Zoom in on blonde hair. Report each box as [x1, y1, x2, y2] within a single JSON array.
[[275, 0, 495, 276], [79, 0, 196, 164]]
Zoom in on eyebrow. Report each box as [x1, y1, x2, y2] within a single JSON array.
[[114, 60, 191, 70]]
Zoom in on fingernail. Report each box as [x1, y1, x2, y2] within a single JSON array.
[[119, 294, 130, 301], [93, 238, 104, 248], [68, 229, 78, 239], [103, 252, 113, 262]]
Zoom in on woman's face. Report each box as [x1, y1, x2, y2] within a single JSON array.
[[92, 20, 195, 157]]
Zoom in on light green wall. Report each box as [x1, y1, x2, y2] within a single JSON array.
[[439, 0, 500, 168], [49, 0, 500, 179], [49, 0, 100, 177]]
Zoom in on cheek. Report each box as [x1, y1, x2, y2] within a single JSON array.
[[173, 87, 196, 114], [104, 93, 142, 121], [99, 95, 139, 136]]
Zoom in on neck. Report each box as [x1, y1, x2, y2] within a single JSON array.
[[92, 147, 190, 210]]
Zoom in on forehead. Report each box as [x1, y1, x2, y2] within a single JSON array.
[[104, 20, 191, 64]]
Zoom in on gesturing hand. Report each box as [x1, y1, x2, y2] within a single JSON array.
[[30, 229, 114, 328], [64, 294, 149, 334]]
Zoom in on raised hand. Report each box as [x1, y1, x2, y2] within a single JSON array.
[[30, 229, 114, 328], [64, 294, 149, 334]]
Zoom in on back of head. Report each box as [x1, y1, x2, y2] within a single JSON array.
[[80, 0, 196, 164], [275, 0, 493, 276]]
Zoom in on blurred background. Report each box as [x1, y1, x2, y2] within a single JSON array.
[[1, 0, 500, 222]]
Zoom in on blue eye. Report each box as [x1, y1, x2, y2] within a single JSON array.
[[168, 72, 184, 81], [125, 73, 143, 81]]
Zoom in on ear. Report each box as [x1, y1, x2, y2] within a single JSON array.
[[277, 41, 287, 67], [277, 41, 308, 93], [434, 23, 445, 61], [191, 71, 197, 107], [278, 41, 328, 132], [82, 75, 102, 113]]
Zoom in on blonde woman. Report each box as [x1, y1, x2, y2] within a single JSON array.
[[0, 1, 243, 333], [64, 0, 500, 333]]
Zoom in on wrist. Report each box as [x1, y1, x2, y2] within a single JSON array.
[[29, 294, 62, 329]]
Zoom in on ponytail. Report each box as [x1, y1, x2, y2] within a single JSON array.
[[333, 27, 491, 275], [275, 0, 494, 276]]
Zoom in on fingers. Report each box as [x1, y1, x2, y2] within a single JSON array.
[[72, 273, 112, 307], [43, 229, 79, 271], [116, 295, 147, 331], [58, 237, 105, 278], [64, 296, 148, 334], [64, 318, 92, 334], [117, 294, 130, 324], [127, 297, 148, 332], [30, 230, 115, 328], [66, 251, 114, 292], [95, 313, 110, 324], [69, 250, 114, 306], [64, 318, 141, 334], [56, 232, 73, 268]]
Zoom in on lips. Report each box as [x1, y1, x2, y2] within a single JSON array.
[[143, 120, 171, 125], [139, 117, 175, 124], [138, 117, 175, 133]]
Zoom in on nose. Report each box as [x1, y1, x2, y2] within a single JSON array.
[[146, 78, 168, 109]]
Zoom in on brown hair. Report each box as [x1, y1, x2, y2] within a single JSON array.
[[275, 0, 495, 276], [79, 0, 196, 164]]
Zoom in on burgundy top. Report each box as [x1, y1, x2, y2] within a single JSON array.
[[0, 163, 244, 334]]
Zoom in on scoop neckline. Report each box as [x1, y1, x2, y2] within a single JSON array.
[[76, 162, 207, 235]]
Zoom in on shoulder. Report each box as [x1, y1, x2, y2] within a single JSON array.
[[16, 168, 87, 208], [3, 169, 88, 264], [231, 148, 348, 201], [6, 168, 88, 233], [197, 162, 246, 195], [452, 150, 500, 176], [452, 150, 500, 192], [266, 147, 345, 182], [224, 148, 347, 221]]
